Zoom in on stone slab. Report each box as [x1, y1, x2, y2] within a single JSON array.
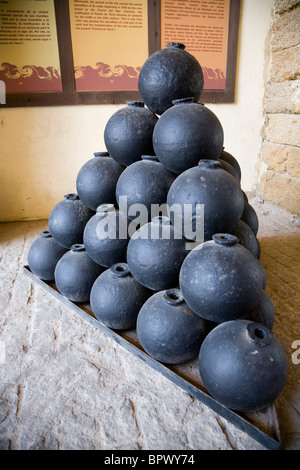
[[0, 201, 299, 450]]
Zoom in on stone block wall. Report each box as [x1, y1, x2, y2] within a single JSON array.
[[259, 0, 300, 215]]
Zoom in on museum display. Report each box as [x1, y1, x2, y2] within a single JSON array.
[[25, 41, 287, 448]]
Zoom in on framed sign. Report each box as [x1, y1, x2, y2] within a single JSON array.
[[68, 0, 149, 92], [1, 0, 240, 107], [0, 0, 62, 93], [160, 0, 239, 102]]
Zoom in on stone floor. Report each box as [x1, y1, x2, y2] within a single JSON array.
[[0, 197, 299, 451]]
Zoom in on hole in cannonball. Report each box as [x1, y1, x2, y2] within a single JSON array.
[[164, 289, 184, 305], [115, 264, 127, 272], [168, 291, 180, 301], [254, 327, 266, 339], [111, 263, 130, 277]]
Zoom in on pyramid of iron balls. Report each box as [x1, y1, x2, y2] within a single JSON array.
[[27, 43, 287, 414]]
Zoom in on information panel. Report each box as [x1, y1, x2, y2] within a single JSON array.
[[161, 0, 230, 90], [0, 0, 240, 106], [68, 0, 149, 91], [0, 0, 62, 93]]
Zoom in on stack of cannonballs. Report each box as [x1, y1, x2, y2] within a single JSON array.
[[27, 43, 287, 414]]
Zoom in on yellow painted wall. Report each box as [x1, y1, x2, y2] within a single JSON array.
[[0, 0, 274, 222]]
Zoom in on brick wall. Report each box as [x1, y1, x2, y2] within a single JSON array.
[[259, 0, 300, 215]]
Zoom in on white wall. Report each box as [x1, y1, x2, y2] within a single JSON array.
[[0, 0, 274, 222], [209, 0, 274, 193]]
